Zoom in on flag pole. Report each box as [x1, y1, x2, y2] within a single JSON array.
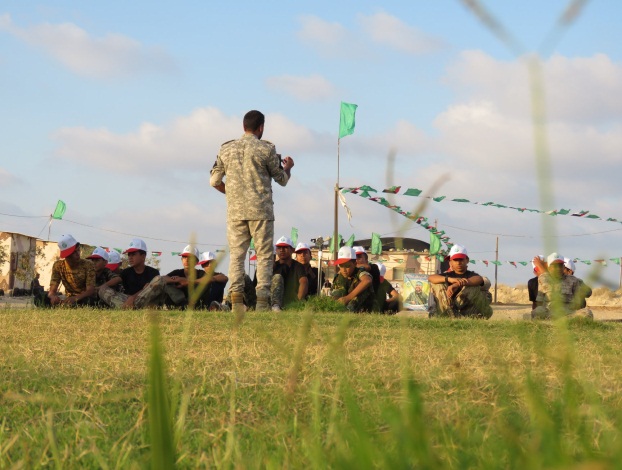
[[333, 138, 340, 264]]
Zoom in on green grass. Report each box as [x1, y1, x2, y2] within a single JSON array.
[[1, 308, 622, 468]]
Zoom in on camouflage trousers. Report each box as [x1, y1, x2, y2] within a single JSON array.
[[531, 305, 593, 320], [271, 274, 284, 308], [430, 284, 493, 319], [227, 219, 273, 300], [223, 275, 256, 310], [99, 276, 166, 309], [331, 288, 367, 313]]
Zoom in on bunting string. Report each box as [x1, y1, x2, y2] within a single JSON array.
[[342, 185, 622, 225]]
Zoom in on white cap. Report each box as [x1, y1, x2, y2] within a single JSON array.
[[376, 262, 387, 277], [198, 251, 216, 265], [275, 236, 294, 248], [547, 252, 564, 265], [353, 246, 366, 255], [87, 247, 110, 262], [180, 245, 200, 259], [58, 234, 79, 258], [449, 244, 468, 260], [563, 257, 576, 273], [335, 246, 356, 265], [294, 242, 311, 253], [106, 250, 122, 270], [124, 238, 147, 254]]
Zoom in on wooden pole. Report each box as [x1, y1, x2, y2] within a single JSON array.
[[493, 237, 499, 303]]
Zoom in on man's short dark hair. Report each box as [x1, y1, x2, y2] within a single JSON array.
[[243, 110, 265, 132]]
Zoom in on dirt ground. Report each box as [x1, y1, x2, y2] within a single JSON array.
[[2, 285, 621, 321]]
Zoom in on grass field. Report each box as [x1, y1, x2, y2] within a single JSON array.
[[1, 308, 622, 469]]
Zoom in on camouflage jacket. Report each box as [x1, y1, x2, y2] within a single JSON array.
[[50, 258, 96, 296], [536, 273, 591, 311], [210, 133, 289, 220], [333, 267, 375, 311]]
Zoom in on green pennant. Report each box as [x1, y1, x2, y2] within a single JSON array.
[[290, 227, 298, 246], [429, 233, 441, 256], [404, 188, 422, 196], [432, 196, 446, 202], [345, 234, 355, 247]]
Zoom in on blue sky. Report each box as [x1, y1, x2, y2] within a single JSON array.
[[1, 1, 621, 288]]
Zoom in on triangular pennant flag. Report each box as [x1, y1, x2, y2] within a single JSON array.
[[383, 186, 401, 194], [291, 227, 299, 246], [404, 188, 422, 196], [345, 234, 355, 247]]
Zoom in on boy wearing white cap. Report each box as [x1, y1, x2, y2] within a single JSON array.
[[87, 247, 122, 305], [354, 246, 381, 294], [331, 246, 374, 312], [428, 244, 492, 318], [47, 234, 96, 307], [531, 253, 593, 319], [99, 238, 165, 309], [295, 242, 323, 297], [563, 257, 592, 309], [270, 236, 308, 311], [197, 251, 229, 309]]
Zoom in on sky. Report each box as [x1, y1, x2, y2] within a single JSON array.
[[1, 0, 621, 288]]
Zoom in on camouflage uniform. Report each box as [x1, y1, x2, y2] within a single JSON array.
[[99, 276, 167, 309], [531, 273, 593, 319], [210, 133, 289, 301], [50, 258, 96, 297], [429, 270, 492, 319], [331, 268, 375, 312]]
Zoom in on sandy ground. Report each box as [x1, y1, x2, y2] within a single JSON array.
[[2, 285, 622, 321]]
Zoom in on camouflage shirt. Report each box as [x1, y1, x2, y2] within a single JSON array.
[[96, 268, 121, 289], [536, 273, 590, 311], [332, 267, 375, 312], [210, 133, 289, 220], [50, 258, 96, 297]]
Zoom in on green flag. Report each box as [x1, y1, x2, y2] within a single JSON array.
[[345, 234, 355, 247], [429, 233, 441, 255], [249, 238, 255, 250], [371, 233, 382, 255], [291, 227, 298, 246], [339, 102, 358, 139], [329, 234, 343, 253], [52, 200, 66, 220]]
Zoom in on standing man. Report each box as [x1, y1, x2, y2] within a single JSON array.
[[210, 110, 294, 313]]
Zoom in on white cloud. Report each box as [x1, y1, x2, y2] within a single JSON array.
[[297, 12, 443, 59], [53, 108, 334, 176], [297, 15, 365, 58], [0, 167, 22, 188], [0, 13, 176, 78], [445, 50, 622, 123], [265, 74, 337, 101], [357, 11, 444, 55]]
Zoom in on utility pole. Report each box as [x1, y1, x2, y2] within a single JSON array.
[[494, 237, 499, 303]]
